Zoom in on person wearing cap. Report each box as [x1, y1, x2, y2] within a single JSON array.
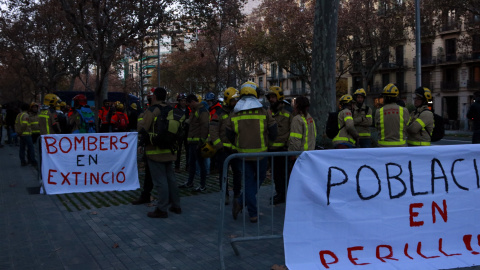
[[352, 88, 373, 148], [228, 81, 278, 223], [28, 102, 40, 144], [375, 83, 410, 147], [39, 94, 61, 135], [407, 87, 434, 146], [266, 86, 292, 205], [333, 94, 359, 149], [178, 94, 209, 192], [15, 103, 36, 166]]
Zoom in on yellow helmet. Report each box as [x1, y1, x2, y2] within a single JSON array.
[[415, 87, 432, 102], [382, 83, 399, 97], [353, 88, 366, 98], [223, 87, 239, 105], [115, 101, 124, 110], [200, 142, 216, 158], [240, 81, 258, 98], [130, 103, 137, 110], [44, 94, 60, 106], [267, 86, 284, 101], [59, 101, 66, 107], [196, 94, 203, 103], [339, 94, 354, 105]]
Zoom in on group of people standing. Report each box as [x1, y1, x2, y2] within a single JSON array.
[[333, 84, 436, 149], [134, 82, 316, 223], [10, 93, 138, 167]]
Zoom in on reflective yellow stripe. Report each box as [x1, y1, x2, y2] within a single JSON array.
[[302, 116, 308, 151], [146, 148, 175, 155], [358, 132, 371, 137], [22, 131, 32, 135], [188, 138, 201, 142], [332, 136, 356, 144], [39, 113, 50, 134], [279, 112, 290, 118], [271, 142, 285, 147], [138, 118, 143, 121], [416, 118, 426, 129], [379, 108, 385, 141], [231, 114, 266, 152], [30, 121, 38, 125], [290, 132, 302, 139], [221, 114, 229, 119], [223, 143, 235, 149], [407, 140, 431, 146], [378, 140, 406, 146], [399, 109, 404, 142], [213, 138, 222, 146], [344, 116, 353, 121], [366, 115, 372, 118]]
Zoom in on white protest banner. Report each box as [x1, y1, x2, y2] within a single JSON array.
[[41, 133, 139, 195], [284, 144, 480, 270]]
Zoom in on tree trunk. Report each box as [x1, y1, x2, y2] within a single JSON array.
[[310, 0, 340, 146]]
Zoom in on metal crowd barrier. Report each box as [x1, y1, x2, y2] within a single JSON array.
[[218, 151, 303, 270]]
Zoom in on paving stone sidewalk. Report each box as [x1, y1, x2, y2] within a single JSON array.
[[0, 145, 286, 270]]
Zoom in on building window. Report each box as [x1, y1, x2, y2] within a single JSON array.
[[271, 64, 277, 79], [382, 73, 390, 87], [472, 35, 480, 59], [445, 38, 457, 61], [259, 77, 264, 89], [292, 80, 297, 94]]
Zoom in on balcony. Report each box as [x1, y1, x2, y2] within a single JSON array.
[[413, 56, 436, 66], [438, 22, 461, 34], [437, 54, 461, 65], [379, 58, 408, 70], [441, 81, 459, 92], [462, 52, 480, 62]]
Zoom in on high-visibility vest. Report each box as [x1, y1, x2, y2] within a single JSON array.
[[15, 112, 31, 136], [231, 110, 268, 153], [378, 106, 406, 146]]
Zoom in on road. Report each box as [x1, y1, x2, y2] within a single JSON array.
[[432, 135, 472, 146]]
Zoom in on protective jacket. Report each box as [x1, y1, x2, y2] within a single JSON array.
[[187, 102, 209, 144], [209, 102, 222, 120], [226, 107, 277, 158], [269, 102, 292, 150], [332, 108, 358, 146], [39, 107, 60, 135], [99, 106, 110, 125], [209, 106, 235, 151], [15, 112, 31, 136], [111, 112, 129, 132], [375, 103, 410, 147], [137, 101, 176, 162], [353, 103, 373, 138], [288, 113, 316, 151], [28, 112, 40, 135], [407, 105, 434, 146]]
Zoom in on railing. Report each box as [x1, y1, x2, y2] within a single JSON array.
[[441, 81, 459, 92], [218, 151, 303, 270]]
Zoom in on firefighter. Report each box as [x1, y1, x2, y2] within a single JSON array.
[[266, 86, 292, 205], [28, 102, 40, 144], [178, 94, 210, 191], [69, 94, 96, 133], [98, 99, 111, 133], [375, 83, 410, 147], [38, 94, 61, 135], [352, 88, 373, 148], [174, 93, 191, 173], [110, 102, 129, 132], [407, 87, 434, 146], [205, 92, 222, 119], [332, 94, 359, 149], [206, 87, 242, 205], [228, 81, 278, 223], [137, 87, 182, 218], [15, 103, 36, 166], [288, 96, 316, 152]]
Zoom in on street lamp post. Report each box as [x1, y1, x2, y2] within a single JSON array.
[[157, 26, 161, 88], [415, 0, 421, 88]]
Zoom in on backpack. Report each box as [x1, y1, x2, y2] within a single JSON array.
[[419, 109, 444, 142], [150, 105, 183, 153], [326, 111, 340, 139], [430, 112, 445, 142], [75, 107, 96, 133], [113, 113, 128, 132]]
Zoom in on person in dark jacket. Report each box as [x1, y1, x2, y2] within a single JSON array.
[[467, 91, 480, 144]]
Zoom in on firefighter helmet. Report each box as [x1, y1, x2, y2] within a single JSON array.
[[200, 142, 216, 158], [353, 88, 367, 98], [339, 94, 354, 105], [382, 83, 399, 97], [267, 86, 284, 101], [115, 101, 124, 110], [415, 87, 432, 102], [223, 87, 239, 105], [205, 92, 216, 101], [240, 81, 258, 98], [44, 94, 60, 106], [177, 93, 187, 101], [73, 94, 87, 106]]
